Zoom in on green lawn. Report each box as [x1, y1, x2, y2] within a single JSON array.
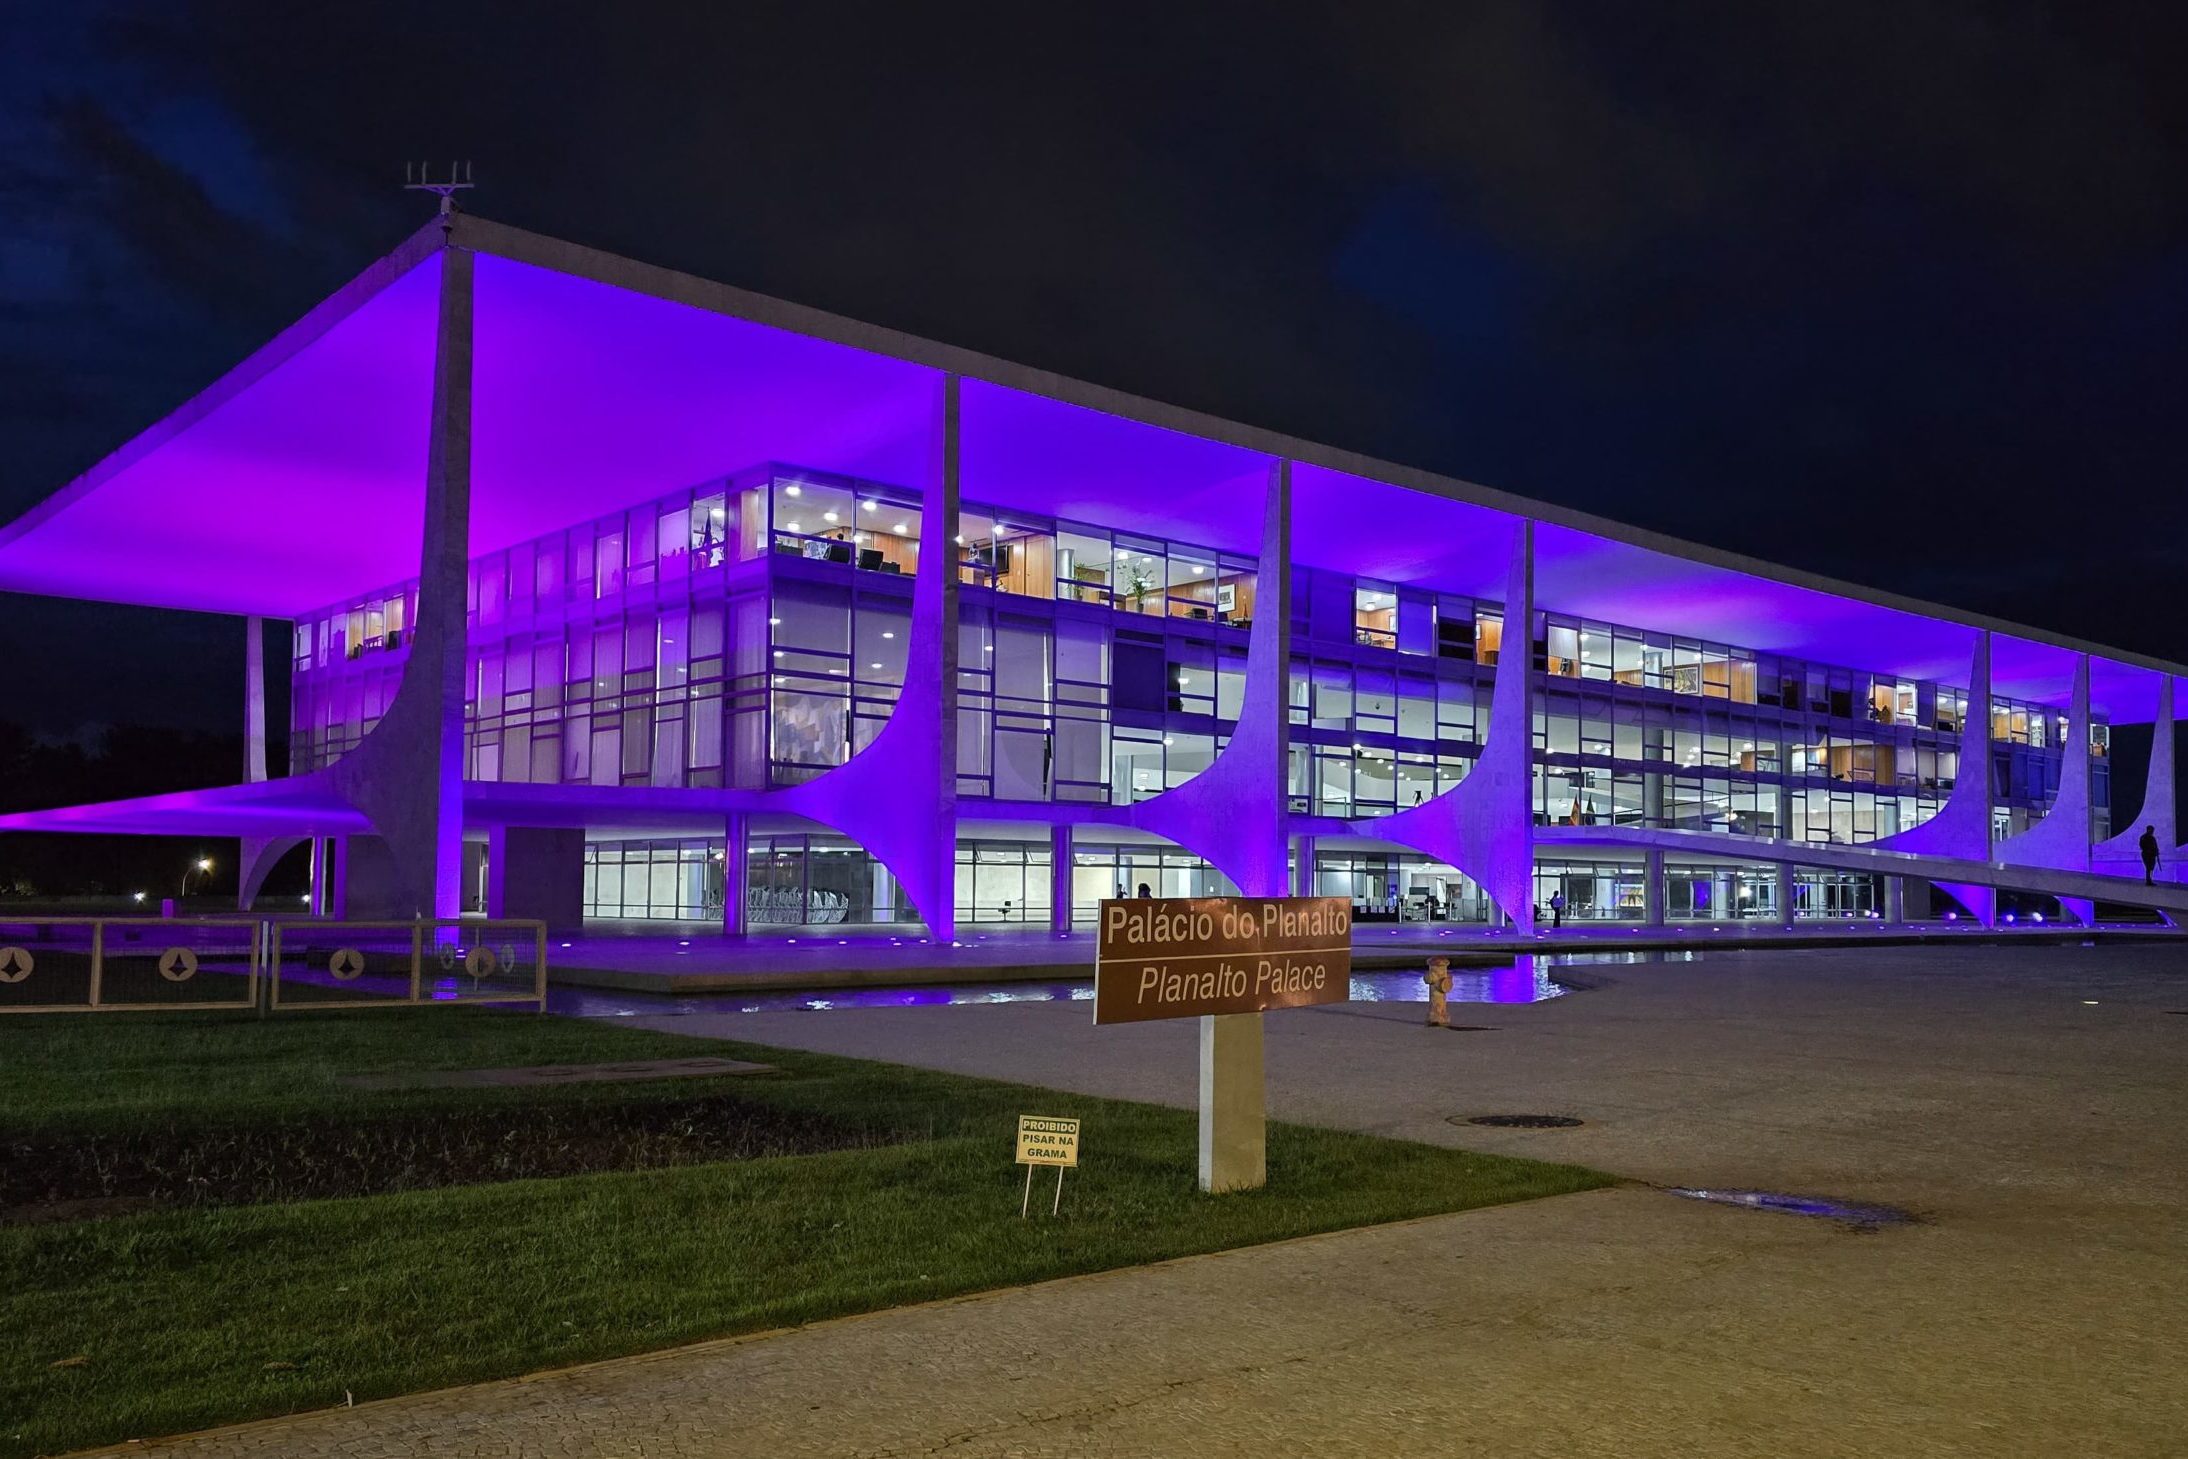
[[3, 1009, 1611, 1457]]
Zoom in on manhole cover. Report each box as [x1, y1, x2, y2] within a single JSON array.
[[1454, 1113, 1584, 1129], [1666, 1187, 1914, 1226]]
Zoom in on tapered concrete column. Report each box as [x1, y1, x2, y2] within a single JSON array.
[[327, 238, 474, 920], [1291, 834, 1317, 897], [236, 835, 305, 911], [1997, 655, 2091, 871], [1776, 863, 1796, 925], [1131, 459, 1293, 897], [1643, 849, 1665, 925], [1935, 881, 1996, 926], [1877, 633, 1991, 861], [722, 812, 749, 937], [1049, 823, 1073, 932], [308, 838, 329, 915], [1884, 876, 1906, 923], [1353, 520, 1534, 932], [1200, 1010, 1266, 1193], [768, 374, 959, 936], [2095, 673, 2173, 873]]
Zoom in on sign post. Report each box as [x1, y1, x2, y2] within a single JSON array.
[[1015, 1115, 1080, 1217], [1094, 895, 1351, 1193]]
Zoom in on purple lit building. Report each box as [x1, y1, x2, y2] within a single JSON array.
[[3, 213, 2182, 939]]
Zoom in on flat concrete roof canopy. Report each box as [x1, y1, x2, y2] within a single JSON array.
[[0, 213, 2174, 719]]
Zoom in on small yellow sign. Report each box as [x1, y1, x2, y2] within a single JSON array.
[[1016, 1115, 1081, 1168]]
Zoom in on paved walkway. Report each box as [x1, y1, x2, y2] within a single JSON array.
[[86, 944, 2188, 1457]]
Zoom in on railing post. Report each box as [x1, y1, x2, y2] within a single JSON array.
[[88, 921, 104, 1010], [254, 919, 270, 1017], [410, 923, 425, 1003], [535, 921, 548, 1013]]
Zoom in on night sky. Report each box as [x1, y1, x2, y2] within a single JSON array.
[[6, 3, 2188, 739]]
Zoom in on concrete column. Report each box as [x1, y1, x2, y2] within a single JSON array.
[[1049, 822, 1073, 932], [486, 826, 585, 929], [327, 837, 350, 918], [1200, 1010, 1266, 1193], [1643, 849, 1665, 925], [1776, 862, 1796, 925], [244, 615, 269, 784], [2059, 894, 2095, 926], [722, 812, 749, 937], [1884, 876, 1906, 923], [308, 838, 328, 915], [1291, 834, 1317, 897]]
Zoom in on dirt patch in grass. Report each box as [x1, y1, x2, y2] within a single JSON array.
[[1, 1093, 896, 1224]]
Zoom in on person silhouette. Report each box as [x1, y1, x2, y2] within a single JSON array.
[[1136, 882, 1153, 899], [2139, 825, 2161, 886], [1549, 890, 1566, 929]]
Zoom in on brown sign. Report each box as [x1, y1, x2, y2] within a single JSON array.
[[1093, 896, 1352, 1025]]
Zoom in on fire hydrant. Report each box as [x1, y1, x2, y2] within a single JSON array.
[[1423, 956, 1452, 1028]]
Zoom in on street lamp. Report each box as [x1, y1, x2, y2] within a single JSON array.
[[181, 856, 214, 897]]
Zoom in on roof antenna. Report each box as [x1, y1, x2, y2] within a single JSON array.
[[404, 161, 475, 219]]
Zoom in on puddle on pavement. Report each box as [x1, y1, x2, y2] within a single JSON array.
[[1665, 1187, 1916, 1227]]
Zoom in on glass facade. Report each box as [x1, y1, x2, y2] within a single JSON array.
[[286, 455, 2115, 934]]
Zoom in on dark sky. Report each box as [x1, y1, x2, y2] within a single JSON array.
[[6, 2, 2188, 737]]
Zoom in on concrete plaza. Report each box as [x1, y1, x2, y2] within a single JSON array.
[[86, 944, 2188, 1457]]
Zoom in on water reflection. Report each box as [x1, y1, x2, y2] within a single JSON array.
[[1347, 955, 1564, 1005], [550, 955, 1571, 1018]]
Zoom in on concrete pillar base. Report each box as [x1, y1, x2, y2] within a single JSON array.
[[1199, 1012, 1266, 1193]]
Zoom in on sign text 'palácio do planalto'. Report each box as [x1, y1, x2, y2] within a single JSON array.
[[1093, 896, 1352, 1025]]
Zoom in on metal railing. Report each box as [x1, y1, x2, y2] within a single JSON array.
[[269, 919, 548, 1011], [0, 918, 263, 1013], [0, 918, 547, 1015]]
